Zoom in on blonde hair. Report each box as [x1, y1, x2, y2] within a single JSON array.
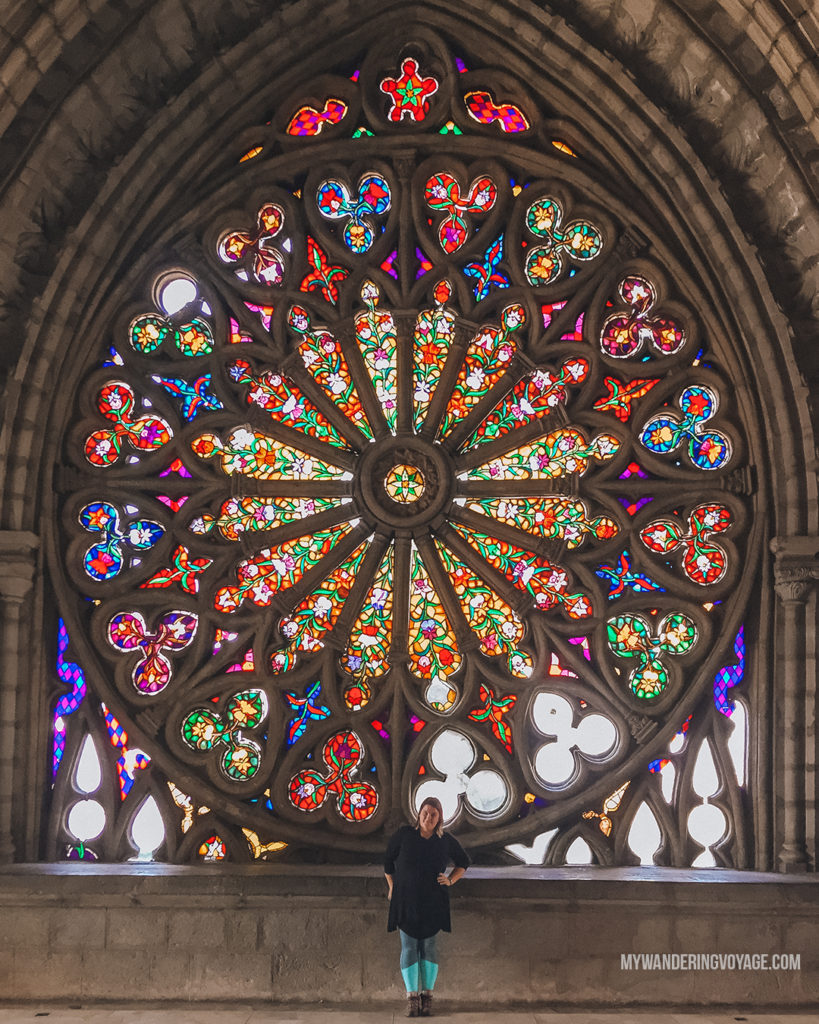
[[415, 796, 445, 837]]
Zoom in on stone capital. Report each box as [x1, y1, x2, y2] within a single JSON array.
[[771, 536, 819, 604]]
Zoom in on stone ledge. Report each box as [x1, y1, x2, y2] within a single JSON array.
[[1, 866, 816, 1006], [1, 863, 816, 906]]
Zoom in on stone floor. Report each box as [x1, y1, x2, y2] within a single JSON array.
[[0, 1008, 815, 1023]]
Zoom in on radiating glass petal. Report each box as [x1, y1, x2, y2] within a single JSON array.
[[409, 546, 461, 710], [191, 428, 350, 480], [355, 281, 398, 432], [462, 356, 589, 450], [438, 303, 525, 438], [190, 497, 348, 541], [229, 359, 349, 448], [467, 427, 619, 480], [435, 539, 524, 660], [451, 522, 593, 619], [214, 523, 354, 612], [289, 306, 373, 439], [412, 283, 456, 431], [465, 497, 617, 548], [279, 539, 371, 654], [343, 547, 394, 681]]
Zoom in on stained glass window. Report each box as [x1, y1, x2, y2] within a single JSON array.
[[51, 37, 753, 864]]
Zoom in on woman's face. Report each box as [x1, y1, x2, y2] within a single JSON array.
[[419, 803, 440, 833]]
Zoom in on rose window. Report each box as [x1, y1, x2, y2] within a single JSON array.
[[55, 37, 752, 861]]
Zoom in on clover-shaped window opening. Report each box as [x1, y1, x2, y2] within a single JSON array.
[[529, 692, 619, 792]]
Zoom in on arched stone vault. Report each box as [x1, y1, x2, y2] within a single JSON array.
[[0, 0, 816, 867]]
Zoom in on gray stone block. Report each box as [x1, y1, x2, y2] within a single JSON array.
[[81, 949, 152, 999], [106, 906, 169, 948], [49, 907, 106, 951], [12, 951, 84, 999], [222, 909, 261, 950], [188, 949, 272, 1000], [5, 907, 48, 947], [147, 949, 190, 1000], [168, 909, 226, 948]]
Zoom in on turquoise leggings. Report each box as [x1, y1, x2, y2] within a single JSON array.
[[399, 929, 439, 993]]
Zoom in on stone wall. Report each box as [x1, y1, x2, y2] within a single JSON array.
[[1, 866, 816, 1008]]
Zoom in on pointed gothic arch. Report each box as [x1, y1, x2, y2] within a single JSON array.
[[0, 1, 814, 876]]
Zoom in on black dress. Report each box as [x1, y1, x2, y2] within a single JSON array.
[[385, 825, 470, 940]]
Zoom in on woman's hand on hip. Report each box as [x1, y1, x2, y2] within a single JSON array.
[[437, 873, 451, 886]]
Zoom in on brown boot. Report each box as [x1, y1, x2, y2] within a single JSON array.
[[406, 993, 421, 1017], [420, 991, 433, 1016]]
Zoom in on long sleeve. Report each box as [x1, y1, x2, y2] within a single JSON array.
[[446, 832, 470, 870], [384, 827, 404, 874]]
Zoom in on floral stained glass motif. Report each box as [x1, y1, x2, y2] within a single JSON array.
[[355, 282, 398, 431], [607, 613, 698, 698], [385, 464, 425, 502], [300, 237, 350, 305], [153, 374, 223, 421], [424, 172, 497, 253], [462, 357, 589, 449], [524, 198, 603, 286], [409, 546, 461, 711], [85, 383, 172, 467], [218, 203, 286, 286], [108, 611, 198, 695], [466, 497, 617, 548], [464, 234, 510, 300], [289, 731, 378, 821], [640, 504, 731, 586], [140, 545, 213, 593], [285, 681, 331, 745], [191, 428, 349, 480], [79, 502, 164, 581], [229, 359, 349, 448], [213, 523, 354, 612], [468, 427, 619, 480], [593, 376, 660, 422], [182, 690, 268, 781], [595, 550, 664, 598], [130, 313, 214, 357], [317, 175, 391, 253], [439, 304, 525, 437], [468, 684, 517, 752], [380, 58, 438, 122], [640, 386, 731, 470], [600, 276, 685, 359], [412, 281, 456, 430]]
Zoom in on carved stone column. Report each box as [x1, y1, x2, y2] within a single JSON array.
[[772, 539, 819, 873], [0, 531, 39, 862]]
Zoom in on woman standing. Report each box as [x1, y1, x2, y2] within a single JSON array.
[[384, 796, 470, 1017]]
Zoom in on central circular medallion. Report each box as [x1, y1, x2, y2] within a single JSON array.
[[384, 464, 426, 503], [355, 436, 454, 530]]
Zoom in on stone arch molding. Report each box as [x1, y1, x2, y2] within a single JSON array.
[[0, 0, 814, 868]]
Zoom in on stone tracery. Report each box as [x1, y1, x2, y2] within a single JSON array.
[[48, 38, 760, 863]]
